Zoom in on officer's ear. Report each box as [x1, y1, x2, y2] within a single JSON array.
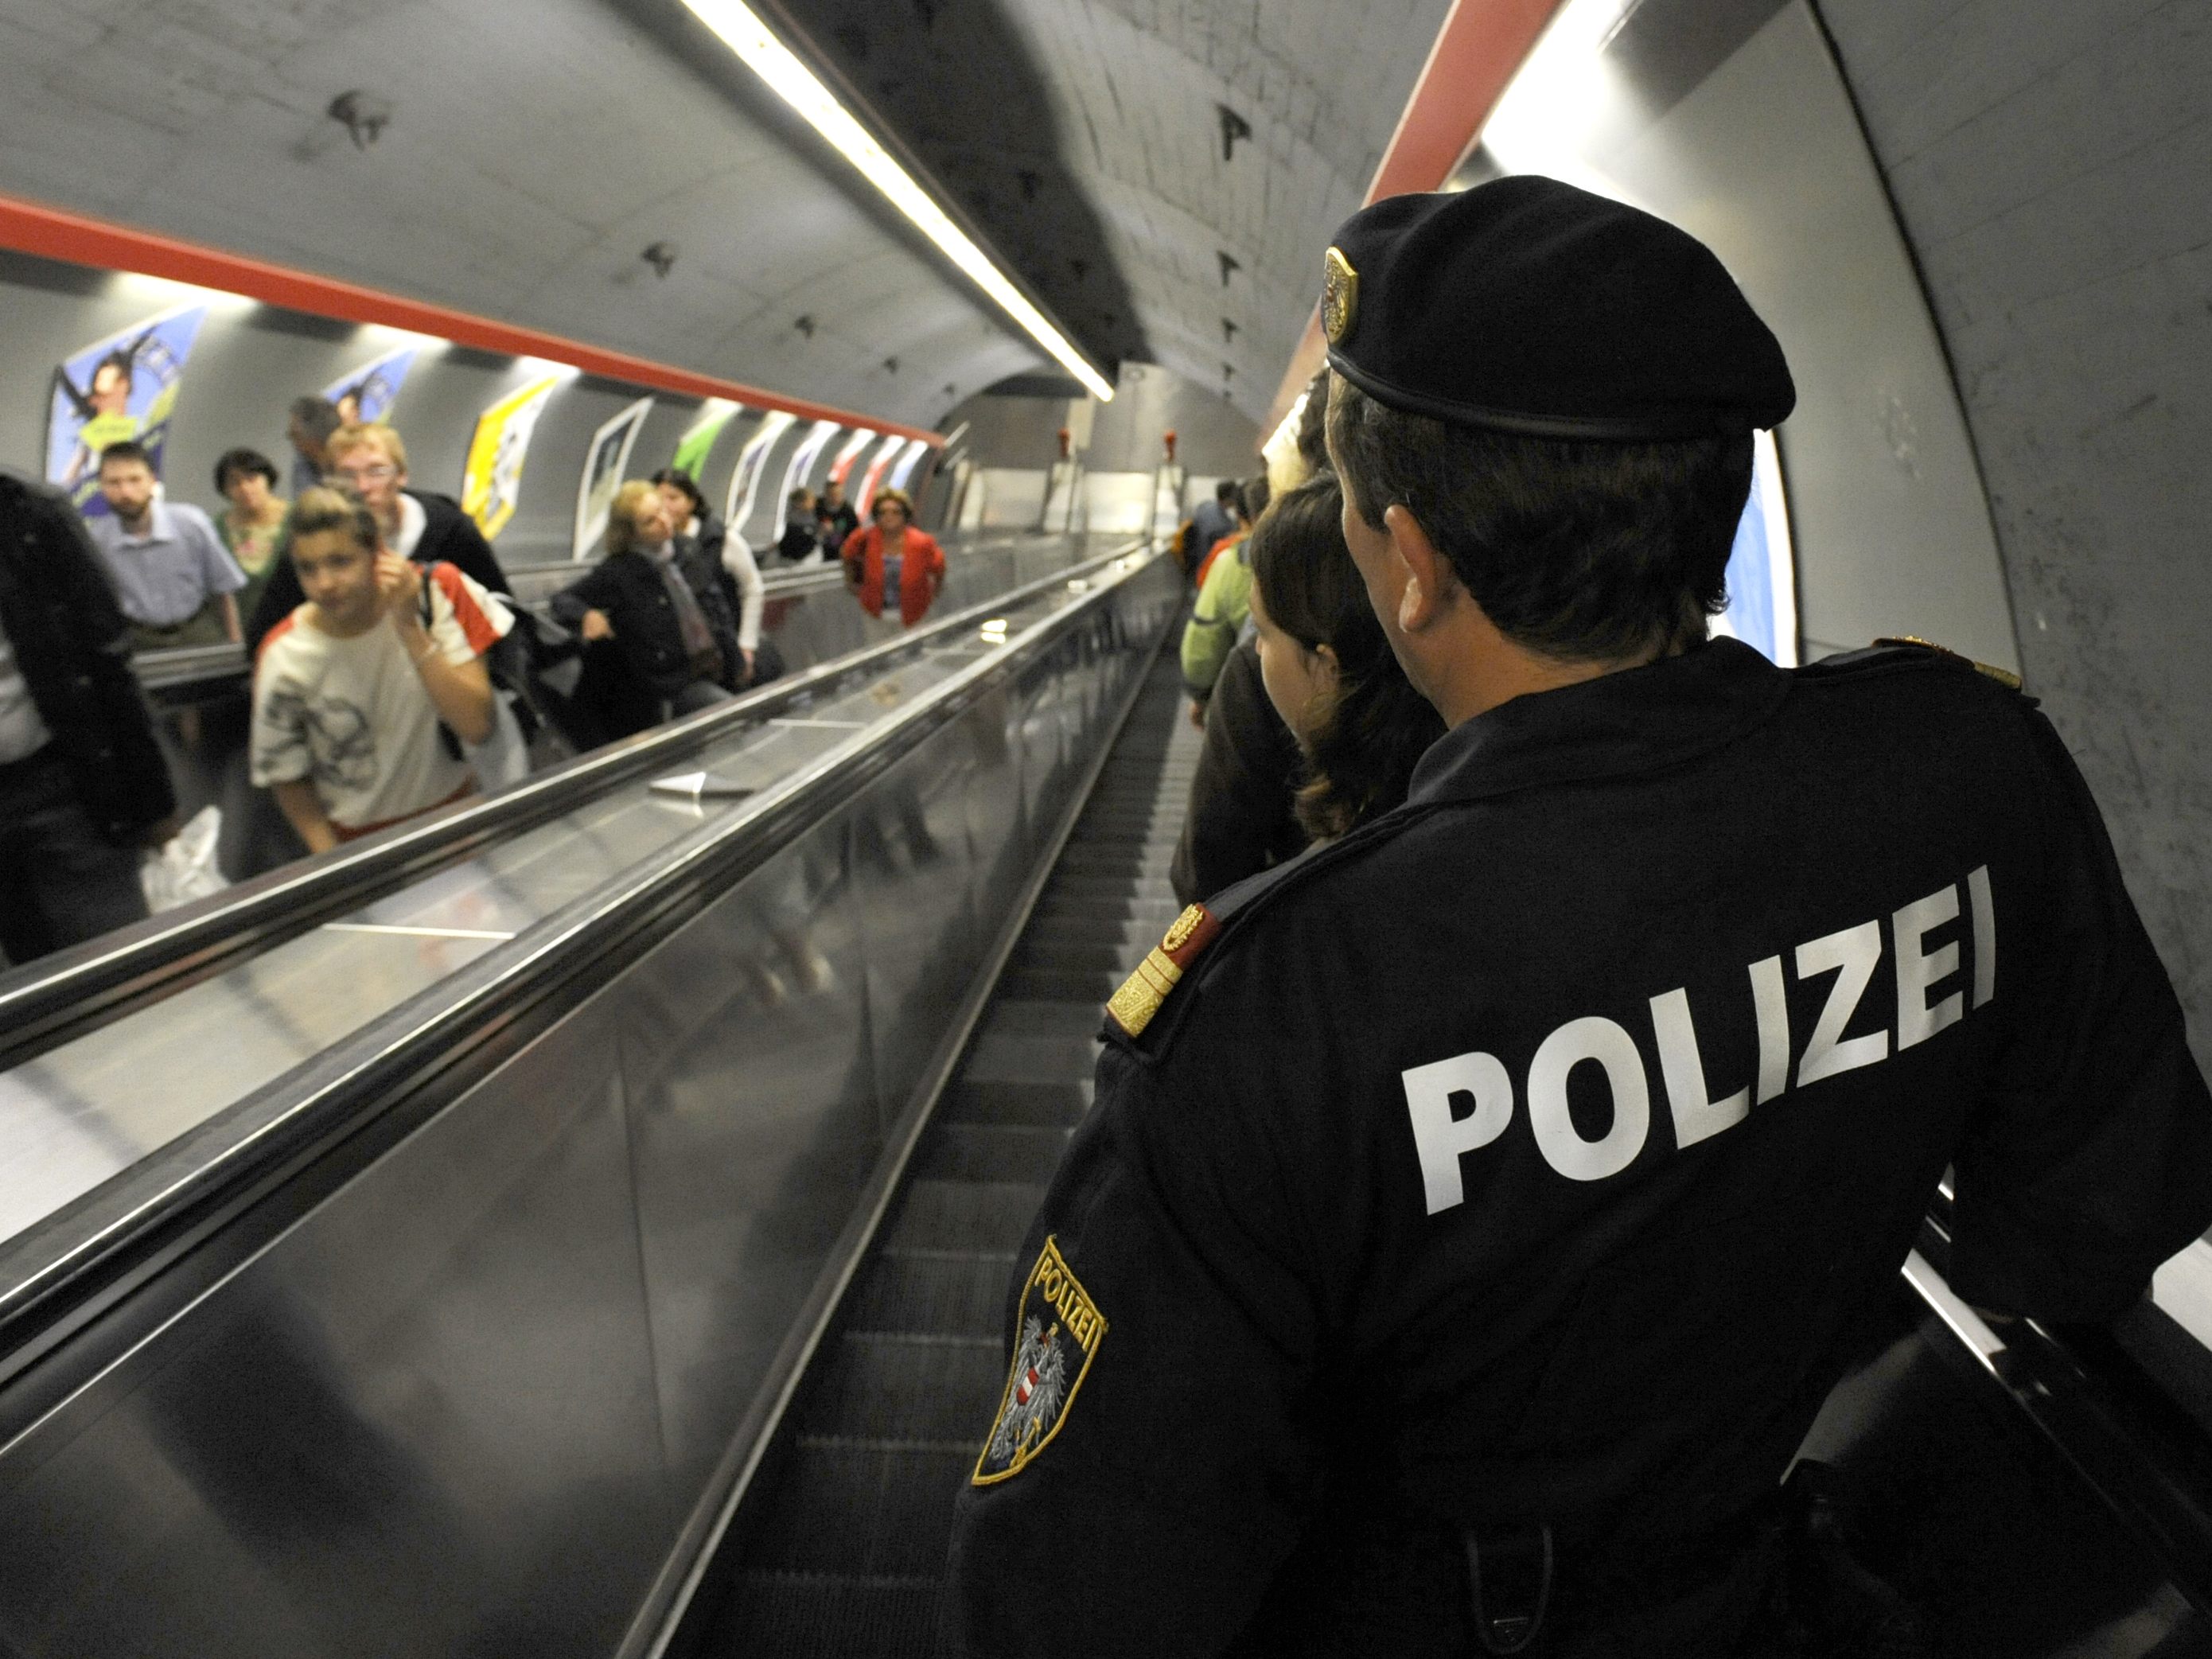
[[1381, 504, 1453, 633]]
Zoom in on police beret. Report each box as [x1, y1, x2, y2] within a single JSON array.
[[1322, 176, 1795, 440]]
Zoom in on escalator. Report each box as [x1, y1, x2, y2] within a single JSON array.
[[0, 539, 1185, 1657], [695, 649, 1198, 1656], [12, 516, 2212, 1656]]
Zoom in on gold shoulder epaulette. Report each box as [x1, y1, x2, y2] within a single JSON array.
[[1106, 903, 1224, 1039], [1872, 635, 2023, 691]]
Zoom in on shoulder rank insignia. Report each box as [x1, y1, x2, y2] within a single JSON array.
[[973, 1237, 1106, 1485], [1105, 902, 1223, 1039], [1873, 635, 2023, 691]]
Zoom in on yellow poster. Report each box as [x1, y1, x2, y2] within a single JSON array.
[[461, 375, 562, 540]]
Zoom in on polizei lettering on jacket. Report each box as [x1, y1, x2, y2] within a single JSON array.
[[1404, 866, 1997, 1214]]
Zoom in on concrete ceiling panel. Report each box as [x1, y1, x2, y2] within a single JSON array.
[[0, 0, 1458, 428]]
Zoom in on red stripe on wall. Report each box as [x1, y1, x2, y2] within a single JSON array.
[[1263, 0, 1563, 434], [0, 190, 943, 449]]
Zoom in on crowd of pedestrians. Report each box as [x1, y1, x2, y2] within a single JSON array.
[[0, 368, 976, 965]]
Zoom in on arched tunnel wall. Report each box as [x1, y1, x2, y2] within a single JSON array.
[[1817, 0, 2212, 1074]]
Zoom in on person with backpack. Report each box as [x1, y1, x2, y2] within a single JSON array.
[[244, 423, 513, 653], [251, 487, 512, 853]]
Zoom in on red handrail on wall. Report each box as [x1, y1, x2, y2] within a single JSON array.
[[0, 189, 943, 449]]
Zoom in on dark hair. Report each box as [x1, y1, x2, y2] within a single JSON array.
[[1249, 472, 1445, 839], [788, 487, 813, 508], [1215, 479, 1240, 504], [651, 467, 707, 514], [1295, 367, 1330, 476], [213, 446, 279, 495], [1241, 473, 1272, 523], [1326, 375, 1751, 662], [289, 396, 343, 441], [98, 440, 153, 471], [282, 485, 380, 561]]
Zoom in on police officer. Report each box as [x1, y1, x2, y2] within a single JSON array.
[[944, 177, 2212, 1656]]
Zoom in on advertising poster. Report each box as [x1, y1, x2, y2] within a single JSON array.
[[853, 431, 908, 513], [826, 427, 876, 486], [1712, 429, 1799, 667], [322, 345, 419, 426], [777, 419, 844, 508], [886, 436, 931, 494], [574, 397, 654, 559], [671, 399, 739, 479], [47, 303, 210, 512], [724, 409, 798, 539], [461, 375, 562, 542]]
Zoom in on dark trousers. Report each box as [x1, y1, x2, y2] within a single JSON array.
[[0, 747, 149, 966]]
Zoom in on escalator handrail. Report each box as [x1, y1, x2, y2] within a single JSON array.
[[0, 536, 1148, 1071], [0, 544, 1170, 1359]]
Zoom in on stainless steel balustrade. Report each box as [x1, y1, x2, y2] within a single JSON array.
[[0, 543, 1180, 1658], [0, 534, 1138, 1070], [0, 537, 1154, 1283]]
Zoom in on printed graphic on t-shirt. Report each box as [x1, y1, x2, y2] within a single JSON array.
[[250, 563, 510, 830], [255, 687, 379, 792]]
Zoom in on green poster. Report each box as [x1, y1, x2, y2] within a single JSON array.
[[672, 401, 739, 477]]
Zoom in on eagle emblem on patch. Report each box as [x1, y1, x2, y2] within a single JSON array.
[[973, 1237, 1106, 1485], [1322, 247, 1360, 345]]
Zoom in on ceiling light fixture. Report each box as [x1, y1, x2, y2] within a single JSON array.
[[681, 0, 1114, 402]]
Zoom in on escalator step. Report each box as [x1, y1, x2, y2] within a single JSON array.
[[1049, 872, 1182, 903], [1053, 847, 1178, 877], [1019, 913, 1162, 952], [937, 1078, 1090, 1127], [1030, 897, 1186, 929], [802, 1331, 1003, 1442], [1011, 938, 1138, 974], [885, 1178, 1049, 1253], [976, 999, 1104, 1042], [960, 1028, 1101, 1091], [995, 968, 1119, 1005], [913, 1123, 1071, 1185], [744, 1439, 978, 1575], [719, 1570, 948, 1659], [850, 1248, 1018, 1338]]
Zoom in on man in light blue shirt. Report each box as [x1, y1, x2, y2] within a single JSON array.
[[84, 441, 246, 650]]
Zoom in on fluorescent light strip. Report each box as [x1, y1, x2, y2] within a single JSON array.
[[684, 0, 1114, 403]]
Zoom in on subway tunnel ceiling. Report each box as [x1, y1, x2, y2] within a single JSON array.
[[0, 0, 1454, 431], [763, 0, 1457, 421]]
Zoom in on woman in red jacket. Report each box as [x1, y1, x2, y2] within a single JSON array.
[[842, 488, 946, 627]]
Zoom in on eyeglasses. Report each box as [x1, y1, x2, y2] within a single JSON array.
[[333, 464, 398, 483]]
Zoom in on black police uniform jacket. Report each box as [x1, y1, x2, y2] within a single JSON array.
[[945, 637, 2212, 1657]]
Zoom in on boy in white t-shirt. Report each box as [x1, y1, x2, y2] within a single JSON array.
[[251, 486, 512, 853]]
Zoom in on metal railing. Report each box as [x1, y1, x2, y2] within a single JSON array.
[[0, 538, 1151, 1070]]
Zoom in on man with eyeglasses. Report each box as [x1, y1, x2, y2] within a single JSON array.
[[244, 423, 513, 653]]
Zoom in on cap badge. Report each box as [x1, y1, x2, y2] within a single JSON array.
[[1322, 247, 1359, 345]]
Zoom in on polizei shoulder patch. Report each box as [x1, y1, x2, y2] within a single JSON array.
[[972, 1237, 1107, 1485]]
